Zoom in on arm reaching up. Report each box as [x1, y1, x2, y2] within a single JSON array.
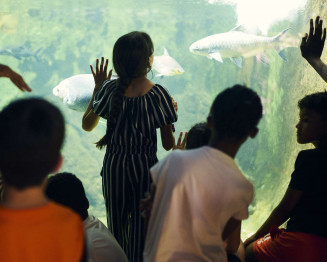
[[0, 64, 31, 92], [82, 57, 112, 131], [301, 16, 327, 82]]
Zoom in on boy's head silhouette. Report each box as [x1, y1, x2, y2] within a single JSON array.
[[0, 98, 65, 190]]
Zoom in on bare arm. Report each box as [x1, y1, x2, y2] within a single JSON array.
[[160, 96, 178, 151], [301, 16, 327, 82], [304, 58, 327, 83], [224, 219, 242, 254], [160, 125, 175, 151], [82, 88, 101, 131], [0, 64, 31, 92], [82, 57, 112, 132], [244, 187, 303, 246]]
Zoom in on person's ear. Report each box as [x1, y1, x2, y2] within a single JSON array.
[[52, 154, 63, 173], [207, 116, 213, 129], [249, 127, 259, 138]]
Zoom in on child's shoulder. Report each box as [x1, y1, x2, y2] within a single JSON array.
[[152, 83, 170, 94], [297, 148, 316, 158], [295, 147, 326, 168], [48, 201, 82, 222]]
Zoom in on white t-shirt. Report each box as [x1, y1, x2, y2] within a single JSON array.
[[143, 146, 254, 262], [84, 215, 129, 262]]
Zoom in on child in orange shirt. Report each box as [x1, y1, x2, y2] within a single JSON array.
[[0, 98, 85, 262]]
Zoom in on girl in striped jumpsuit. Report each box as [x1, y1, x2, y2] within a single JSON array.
[[82, 31, 177, 262]]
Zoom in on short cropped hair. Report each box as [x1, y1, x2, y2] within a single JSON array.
[[298, 92, 327, 122], [186, 122, 211, 149], [0, 98, 64, 190], [209, 85, 262, 139], [46, 172, 89, 219]]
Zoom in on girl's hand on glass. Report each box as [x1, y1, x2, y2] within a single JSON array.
[[173, 131, 188, 150], [90, 57, 112, 89]]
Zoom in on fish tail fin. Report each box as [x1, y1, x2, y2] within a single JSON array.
[[272, 28, 291, 61], [273, 28, 291, 42]]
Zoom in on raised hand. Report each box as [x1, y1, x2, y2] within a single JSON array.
[[173, 131, 188, 150], [90, 57, 112, 88], [301, 16, 326, 61]]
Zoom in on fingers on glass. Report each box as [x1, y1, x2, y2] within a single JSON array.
[[309, 19, 314, 37], [96, 59, 99, 74], [90, 65, 96, 77]]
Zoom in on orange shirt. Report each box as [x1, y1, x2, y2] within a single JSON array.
[[0, 201, 84, 262]]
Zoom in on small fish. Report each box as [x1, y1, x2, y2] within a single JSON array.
[[153, 47, 184, 77], [53, 74, 117, 112], [189, 25, 292, 68], [0, 43, 41, 60]]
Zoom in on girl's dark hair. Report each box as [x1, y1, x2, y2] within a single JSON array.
[[96, 31, 154, 149]]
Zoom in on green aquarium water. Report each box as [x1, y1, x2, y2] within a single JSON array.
[[1, 0, 326, 239]]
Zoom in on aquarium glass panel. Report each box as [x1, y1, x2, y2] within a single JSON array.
[[1, 0, 325, 238]]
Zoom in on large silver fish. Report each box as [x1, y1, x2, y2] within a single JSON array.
[[189, 25, 291, 68], [153, 47, 184, 77], [53, 74, 117, 112]]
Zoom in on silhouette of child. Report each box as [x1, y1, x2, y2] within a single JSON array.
[[143, 85, 262, 262], [244, 92, 327, 262], [82, 32, 177, 262], [46, 172, 129, 262], [0, 98, 85, 262]]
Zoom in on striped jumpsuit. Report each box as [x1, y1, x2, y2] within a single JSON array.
[[92, 80, 177, 262]]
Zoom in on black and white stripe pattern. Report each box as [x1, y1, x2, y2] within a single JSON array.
[[93, 80, 177, 262]]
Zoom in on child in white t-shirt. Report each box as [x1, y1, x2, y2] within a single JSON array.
[[143, 84, 263, 262]]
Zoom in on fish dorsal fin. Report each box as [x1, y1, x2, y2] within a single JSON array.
[[163, 47, 169, 56], [208, 51, 223, 62], [230, 24, 247, 32]]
